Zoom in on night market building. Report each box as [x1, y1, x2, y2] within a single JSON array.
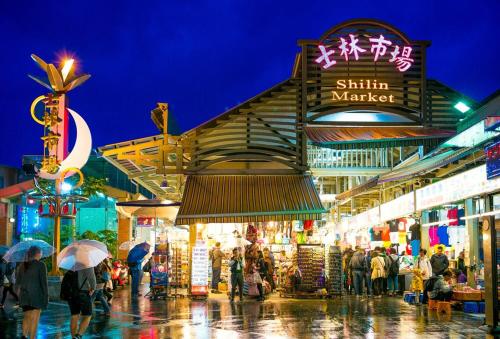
[[95, 19, 498, 323]]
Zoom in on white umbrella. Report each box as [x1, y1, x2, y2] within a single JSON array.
[[221, 237, 251, 251], [58, 240, 108, 271], [119, 240, 137, 250], [3, 240, 54, 262]]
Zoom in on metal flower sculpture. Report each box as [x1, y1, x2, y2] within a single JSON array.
[[28, 54, 90, 93]]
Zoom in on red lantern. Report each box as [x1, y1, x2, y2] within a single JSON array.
[[49, 204, 55, 215], [62, 204, 69, 214], [72, 204, 77, 215], [38, 203, 44, 214]]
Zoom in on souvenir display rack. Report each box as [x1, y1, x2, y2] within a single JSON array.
[[169, 243, 189, 288], [297, 244, 325, 292]]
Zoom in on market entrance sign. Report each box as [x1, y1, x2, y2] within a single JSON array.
[[332, 79, 395, 104], [315, 34, 414, 72]]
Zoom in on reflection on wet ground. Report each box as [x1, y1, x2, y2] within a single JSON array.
[[0, 286, 488, 338]]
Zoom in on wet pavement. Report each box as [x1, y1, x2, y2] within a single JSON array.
[[0, 284, 491, 338]]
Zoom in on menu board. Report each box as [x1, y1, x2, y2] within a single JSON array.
[[191, 241, 208, 295]]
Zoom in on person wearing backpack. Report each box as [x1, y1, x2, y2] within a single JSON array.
[[64, 267, 96, 339], [364, 251, 373, 297], [349, 246, 366, 297], [387, 248, 400, 296]]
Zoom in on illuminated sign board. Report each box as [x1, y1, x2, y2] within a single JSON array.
[[486, 140, 500, 180], [380, 192, 415, 222], [315, 34, 414, 72], [191, 240, 208, 295], [416, 165, 500, 210], [332, 79, 395, 104], [137, 217, 155, 227]]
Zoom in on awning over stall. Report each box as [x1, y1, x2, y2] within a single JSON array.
[[175, 175, 326, 224], [305, 126, 455, 149]]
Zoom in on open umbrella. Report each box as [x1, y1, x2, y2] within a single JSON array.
[[119, 240, 137, 251], [3, 240, 54, 262], [127, 242, 150, 263], [57, 239, 108, 271]]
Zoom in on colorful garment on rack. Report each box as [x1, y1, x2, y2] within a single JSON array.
[[429, 226, 440, 246], [398, 218, 407, 232], [409, 223, 421, 240], [437, 226, 450, 247], [389, 232, 399, 244], [381, 227, 390, 241], [410, 239, 421, 254], [303, 220, 313, 231], [389, 220, 398, 232], [406, 243, 412, 255], [458, 209, 465, 226], [399, 232, 407, 245], [447, 208, 458, 226]]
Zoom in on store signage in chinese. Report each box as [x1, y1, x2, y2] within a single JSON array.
[[332, 79, 395, 104], [380, 192, 415, 222], [191, 240, 208, 295], [315, 34, 414, 72], [416, 165, 500, 210], [486, 140, 500, 180]]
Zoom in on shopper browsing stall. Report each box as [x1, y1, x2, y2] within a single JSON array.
[[210, 242, 223, 294], [349, 247, 366, 297], [371, 251, 385, 298], [229, 248, 244, 302], [430, 246, 449, 276]]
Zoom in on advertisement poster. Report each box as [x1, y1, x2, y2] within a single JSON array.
[[191, 240, 208, 296]]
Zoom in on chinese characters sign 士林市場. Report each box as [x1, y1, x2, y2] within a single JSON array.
[[315, 34, 414, 72]]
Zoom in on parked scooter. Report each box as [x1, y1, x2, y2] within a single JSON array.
[[111, 260, 129, 289]]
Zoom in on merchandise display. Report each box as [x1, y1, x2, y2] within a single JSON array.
[[297, 244, 325, 291], [327, 245, 343, 295]]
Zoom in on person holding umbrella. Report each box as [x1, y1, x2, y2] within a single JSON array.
[[15, 246, 48, 339], [58, 240, 107, 339], [127, 242, 150, 298]]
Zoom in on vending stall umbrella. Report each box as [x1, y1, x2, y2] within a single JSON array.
[[57, 239, 108, 271], [3, 240, 55, 262]]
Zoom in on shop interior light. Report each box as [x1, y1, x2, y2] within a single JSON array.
[[459, 210, 500, 221], [421, 219, 457, 227], [454, 101, 471, 114]]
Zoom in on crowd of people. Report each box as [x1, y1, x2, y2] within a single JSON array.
[[343, 244, 466, 304]]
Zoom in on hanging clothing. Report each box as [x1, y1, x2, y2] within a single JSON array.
[[389, 232, 399, 244], [447, 208, 458, 226], [428, 211, 439, 223], [399, 232, 407, 246], [411, 240, 421, 254], [371, 228, 382, 241], [429, 226, 440, 246], [381, 227, 391, 241], [409, 223, 421, 241], [437, 226, 450, 247], [389, 221, 398, 232], [447, 226, 461, 245], [303, 220, 313, 231], [405, 243, 412, 255], [458, 209, 465, 226], [398, 219, 408, 232]]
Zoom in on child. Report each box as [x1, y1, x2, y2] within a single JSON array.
[[411, 267, 424, 305]]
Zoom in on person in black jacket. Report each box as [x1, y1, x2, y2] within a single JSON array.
[[229, 248, 243, 302], [16, 246, 48, 339]]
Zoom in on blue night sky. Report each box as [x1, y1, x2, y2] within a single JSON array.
[[0, 0, 499, 167]]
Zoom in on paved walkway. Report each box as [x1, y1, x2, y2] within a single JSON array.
[[0, 284, 490, 338]]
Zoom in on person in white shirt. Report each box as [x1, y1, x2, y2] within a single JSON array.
[[415, 249, 432, 304]]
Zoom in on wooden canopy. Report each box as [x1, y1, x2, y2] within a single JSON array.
[[175, 175, 326, 225]]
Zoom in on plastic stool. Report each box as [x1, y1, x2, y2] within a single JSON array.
[[463, 302, 479, 313], [408, 294, 416, 304], [428, 299, 438, 310], [437, 301, 452, 315], [478, 302, 485, 313], [404, 292, 415, 303]]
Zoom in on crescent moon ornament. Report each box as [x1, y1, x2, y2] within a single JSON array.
[[38, 108, 92, 180]]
